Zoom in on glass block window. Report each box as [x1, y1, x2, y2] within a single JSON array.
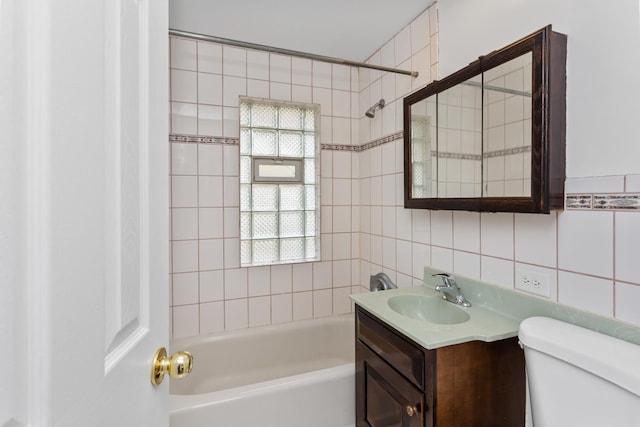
[[240, 99, 320, 266]]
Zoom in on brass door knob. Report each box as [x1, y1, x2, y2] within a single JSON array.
[[150, 347, 193, 386], [406, 405, 418, 417]]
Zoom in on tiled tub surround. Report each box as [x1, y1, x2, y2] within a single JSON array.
[[170, 138, 360, 337], [169, 34, 364, 337], [169, 6, 439, 338]]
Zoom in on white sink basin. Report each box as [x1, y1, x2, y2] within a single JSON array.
[[388, 295, 471, 325]]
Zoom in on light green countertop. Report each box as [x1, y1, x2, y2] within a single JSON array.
[[351, 267, 640, 350], [350, 285, 520, 350]]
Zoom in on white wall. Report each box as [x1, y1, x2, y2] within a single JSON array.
[[438, 0, 640, 178]]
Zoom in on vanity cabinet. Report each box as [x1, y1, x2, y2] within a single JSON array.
[[355, 306, 525, 427]]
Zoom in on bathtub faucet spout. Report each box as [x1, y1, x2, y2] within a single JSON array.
[[370, 272, 397, 292]]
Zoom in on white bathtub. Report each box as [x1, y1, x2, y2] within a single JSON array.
[[169, 314, 355, 427]]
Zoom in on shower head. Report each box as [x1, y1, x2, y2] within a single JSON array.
[[365, 99, 385, 118]]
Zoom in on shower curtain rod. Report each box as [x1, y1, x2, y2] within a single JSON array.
[[169, 29, 419, 77]]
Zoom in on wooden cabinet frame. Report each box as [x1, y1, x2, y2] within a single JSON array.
[[403, 25, 567, 213]]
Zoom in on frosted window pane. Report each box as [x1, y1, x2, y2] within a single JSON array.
[[240, 184, 251, 211], [240, 156, 251, 183], [253, 159, 302, 181], [240, 100, 319, 267], [251, 103, 277, 127], [252, 212, 278, 238], [279, 107, 303, 130], [413, 165, 424, 186], [240, 213, 251, 239], [305, 211, 316, 236], [279, 212, 304, 237], [253, 239, 278, 264], [304, 159, 315, 184], [305, 185, 316, 210], [240, 129, 251, 155], [241, 240, 252, 264], [279, 131, 303, 157], [279, 185, 304, 211], [240, 184, 251, 212], [252, 130, 277, 156], [304, 134, 316, 157], [304, 109, 315, 130], [240, 103, 250, 126], [412, 142, 424, 161], [280, 238, 305, 261], [252, 185, 278, 211], [305, 237, 317, 259]]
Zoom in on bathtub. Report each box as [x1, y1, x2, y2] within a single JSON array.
[[169, 314, 355, 427]]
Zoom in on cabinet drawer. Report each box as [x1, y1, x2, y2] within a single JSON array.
[[356, 306, 426, 389], [357, 342, 425, 427]]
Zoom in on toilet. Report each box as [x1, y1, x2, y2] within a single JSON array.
[[519, 316, 640, 426]]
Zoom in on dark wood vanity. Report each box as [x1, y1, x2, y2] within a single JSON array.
[[355, 306, 525, 426]]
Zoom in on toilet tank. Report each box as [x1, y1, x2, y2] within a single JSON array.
[[519, 317, 640, 427]]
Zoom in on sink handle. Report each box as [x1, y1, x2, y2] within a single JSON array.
[[432, 273, 455, 288], [432, 273, 472, 307]]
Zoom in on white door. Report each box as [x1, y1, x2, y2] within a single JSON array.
[[0, 1, 171, 426]]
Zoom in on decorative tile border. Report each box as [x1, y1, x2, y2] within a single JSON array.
[[433, 151, 482, 161], [428, 146, 529, 161], [357, 131, 404, 152], [593, 194, 640, 210], [321, 131, 404, 152], [169, 134, 239, 145], [566, 194, 593, 209], [483, 146, 531, 158], [319, 143, 359, 152], [566, 193, 640, 211], [171, 132, 404, 153]]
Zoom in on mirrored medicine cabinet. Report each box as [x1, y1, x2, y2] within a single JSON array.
[[403, 25, 567, 213]]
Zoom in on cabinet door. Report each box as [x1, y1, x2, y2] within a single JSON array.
[[357, 342, 424, 427]]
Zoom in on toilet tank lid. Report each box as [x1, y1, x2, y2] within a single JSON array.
[[519, 316, 640, 397]]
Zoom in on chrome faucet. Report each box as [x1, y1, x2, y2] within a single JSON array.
[[370, 272, 397, 292], [432, 273, 471, 307]]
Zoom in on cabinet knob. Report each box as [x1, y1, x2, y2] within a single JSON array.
[[406, 405, 419, 417]]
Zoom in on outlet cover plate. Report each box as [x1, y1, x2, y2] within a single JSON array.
[[515, 266, 551, 298]]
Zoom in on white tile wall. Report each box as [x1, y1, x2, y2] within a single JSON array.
[[480, 256, 514, 289], [225, 299, 248, 330], [170, 4, 640, 337], [615, 282, 640, 324], [614, 212, 640, 283], [249, 296, 271, 327], [558, 271, 613, 317], [514, 213, 557, 268], [558, 210, 613, 277], [480, 212, 514, 259], [292, 291, 313, 320], [271, 293, 293, 324]]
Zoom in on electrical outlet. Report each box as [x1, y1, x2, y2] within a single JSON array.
[[515, 266, 550, 297]]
